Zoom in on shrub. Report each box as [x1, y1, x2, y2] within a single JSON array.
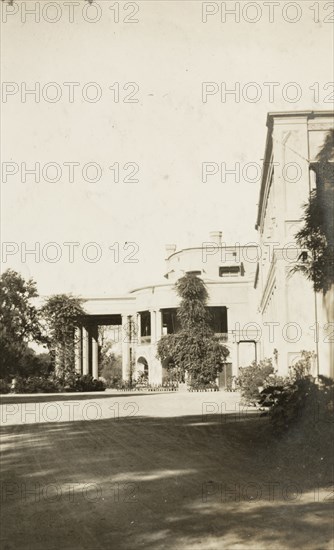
[[100, 353, 122, 388], [105, 374, 122, 388], [236, 358, 284, 404], [288, 350, 315, 380], [64, 373, 106, 392], [0, 379, 10, 394], [14, 376, 59, 393], [116, 380, 137, 390], [259, 351, 333, 435], [259, 374, 334, 436], [135, 373, 149, 387]]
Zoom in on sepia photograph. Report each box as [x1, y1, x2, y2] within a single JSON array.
[[1, 1, 333, 549]]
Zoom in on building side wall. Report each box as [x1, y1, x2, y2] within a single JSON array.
[[257, 114, 333, 377]]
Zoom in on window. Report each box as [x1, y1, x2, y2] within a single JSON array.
[[219, 264, 244, 277], [140, 311, 151, 337], [161, 308, 180, 334], [186, 270, 201, 276], [207, 306, 228, 334]]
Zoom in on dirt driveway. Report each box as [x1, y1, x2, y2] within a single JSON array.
[[0, 391, 332, 549]]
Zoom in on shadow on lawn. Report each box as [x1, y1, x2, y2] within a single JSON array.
[[0, 413, 333, 550]]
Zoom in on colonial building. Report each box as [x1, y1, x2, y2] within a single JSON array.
[[75, 232, 259, 386], [255, 110, 334, 379], [74, 110, 333, 384]]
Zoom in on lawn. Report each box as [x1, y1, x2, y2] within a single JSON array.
[[0, 391, 332, 550]]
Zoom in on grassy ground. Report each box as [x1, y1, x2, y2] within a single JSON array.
[[0, 391, 333, 550]]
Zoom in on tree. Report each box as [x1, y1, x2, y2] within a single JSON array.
[[41, 294, 85, 377], [98, 326, 122, 386], [0, 269, 44, 379], [294, 130, 334, 293], [157, 274, 229, 384]]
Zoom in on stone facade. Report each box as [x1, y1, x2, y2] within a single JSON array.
[[255, 110, 334, 378], [75, 110, 333, 383]]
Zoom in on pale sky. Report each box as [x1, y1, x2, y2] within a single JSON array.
[[1, 0, 333, 297]]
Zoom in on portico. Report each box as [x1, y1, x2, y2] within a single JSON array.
[[74, 296, 136, 380]]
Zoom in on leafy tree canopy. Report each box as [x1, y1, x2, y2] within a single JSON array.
[[157, 274, 229, 384], [294, 130, 334, 293], [41, 294, 85, 375], [0, 269, 44, 379]]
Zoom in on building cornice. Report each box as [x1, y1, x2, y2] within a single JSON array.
[[166, 244, 259, 262], [255, 110, 334, 232]]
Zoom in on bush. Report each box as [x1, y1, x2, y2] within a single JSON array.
[[14, 376, 59, 393], [288, 350, 315, 380], [105, 374, 122, 388], [259, 375, 334, 436], [135, 372, 149, 388], [258, 351, 332, 436], [0, 379, 10, 394], [100, 353, 122, 388], [116, 380, 137, 391], [10, 373, 106, 393], [236, 358, 284, 404], [64, 373, 106, 392]]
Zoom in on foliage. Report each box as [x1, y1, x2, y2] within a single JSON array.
[[293, 130, 334, 293], [259, 374, 333, 436], [98, 326, 123, 387], [14, 349, 54, 379], [316, 128, 334, 164], [100, 353, 122, 388], [294, 190, 334, 293], [7, 372, 105, 393], [258, 351, 332, 436], [288, 350, 315, 380], [63, 373, 106, 392], [0, 379, 11, 394], [157, 274, 229, 384], [236, 358, 285, 405], [175, 275, 210, 331], [14, 376, 59, 394], [0, 269, 45, 380], [116, 379, 136, 390], [41, 294, 85, 376], [136, 372, 149, 386], [102, 371, 122, 389]]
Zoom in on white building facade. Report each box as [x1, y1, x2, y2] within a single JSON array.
[[76, 232, 260, 386], [74, 110, 333, 384], [255, 110, 334, 378]]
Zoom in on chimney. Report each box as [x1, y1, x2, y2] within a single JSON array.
[[165, 244, 176, 258], [209, 231, 223, 246]]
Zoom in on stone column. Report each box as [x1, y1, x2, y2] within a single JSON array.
[[82, 326, 89, 375], [156, 310, 162, 341], [136, 312, 141, 344], [91, 325, 99, 380], [150, 310, 156, 344], [74, 326, 82, 374], [122, 314, 130, 380]]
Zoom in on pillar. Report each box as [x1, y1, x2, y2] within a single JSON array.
[[150, 310, 156, 344], [92, 325, 99, 380], [156, 310, 162, 341], [74, 326, 82, 374], [82, 326, 89, 375], [136, 312, 141, 344], [122, 314, 130, 380]]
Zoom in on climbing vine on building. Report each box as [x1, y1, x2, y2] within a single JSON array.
[[157, 274, 229, 384]]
